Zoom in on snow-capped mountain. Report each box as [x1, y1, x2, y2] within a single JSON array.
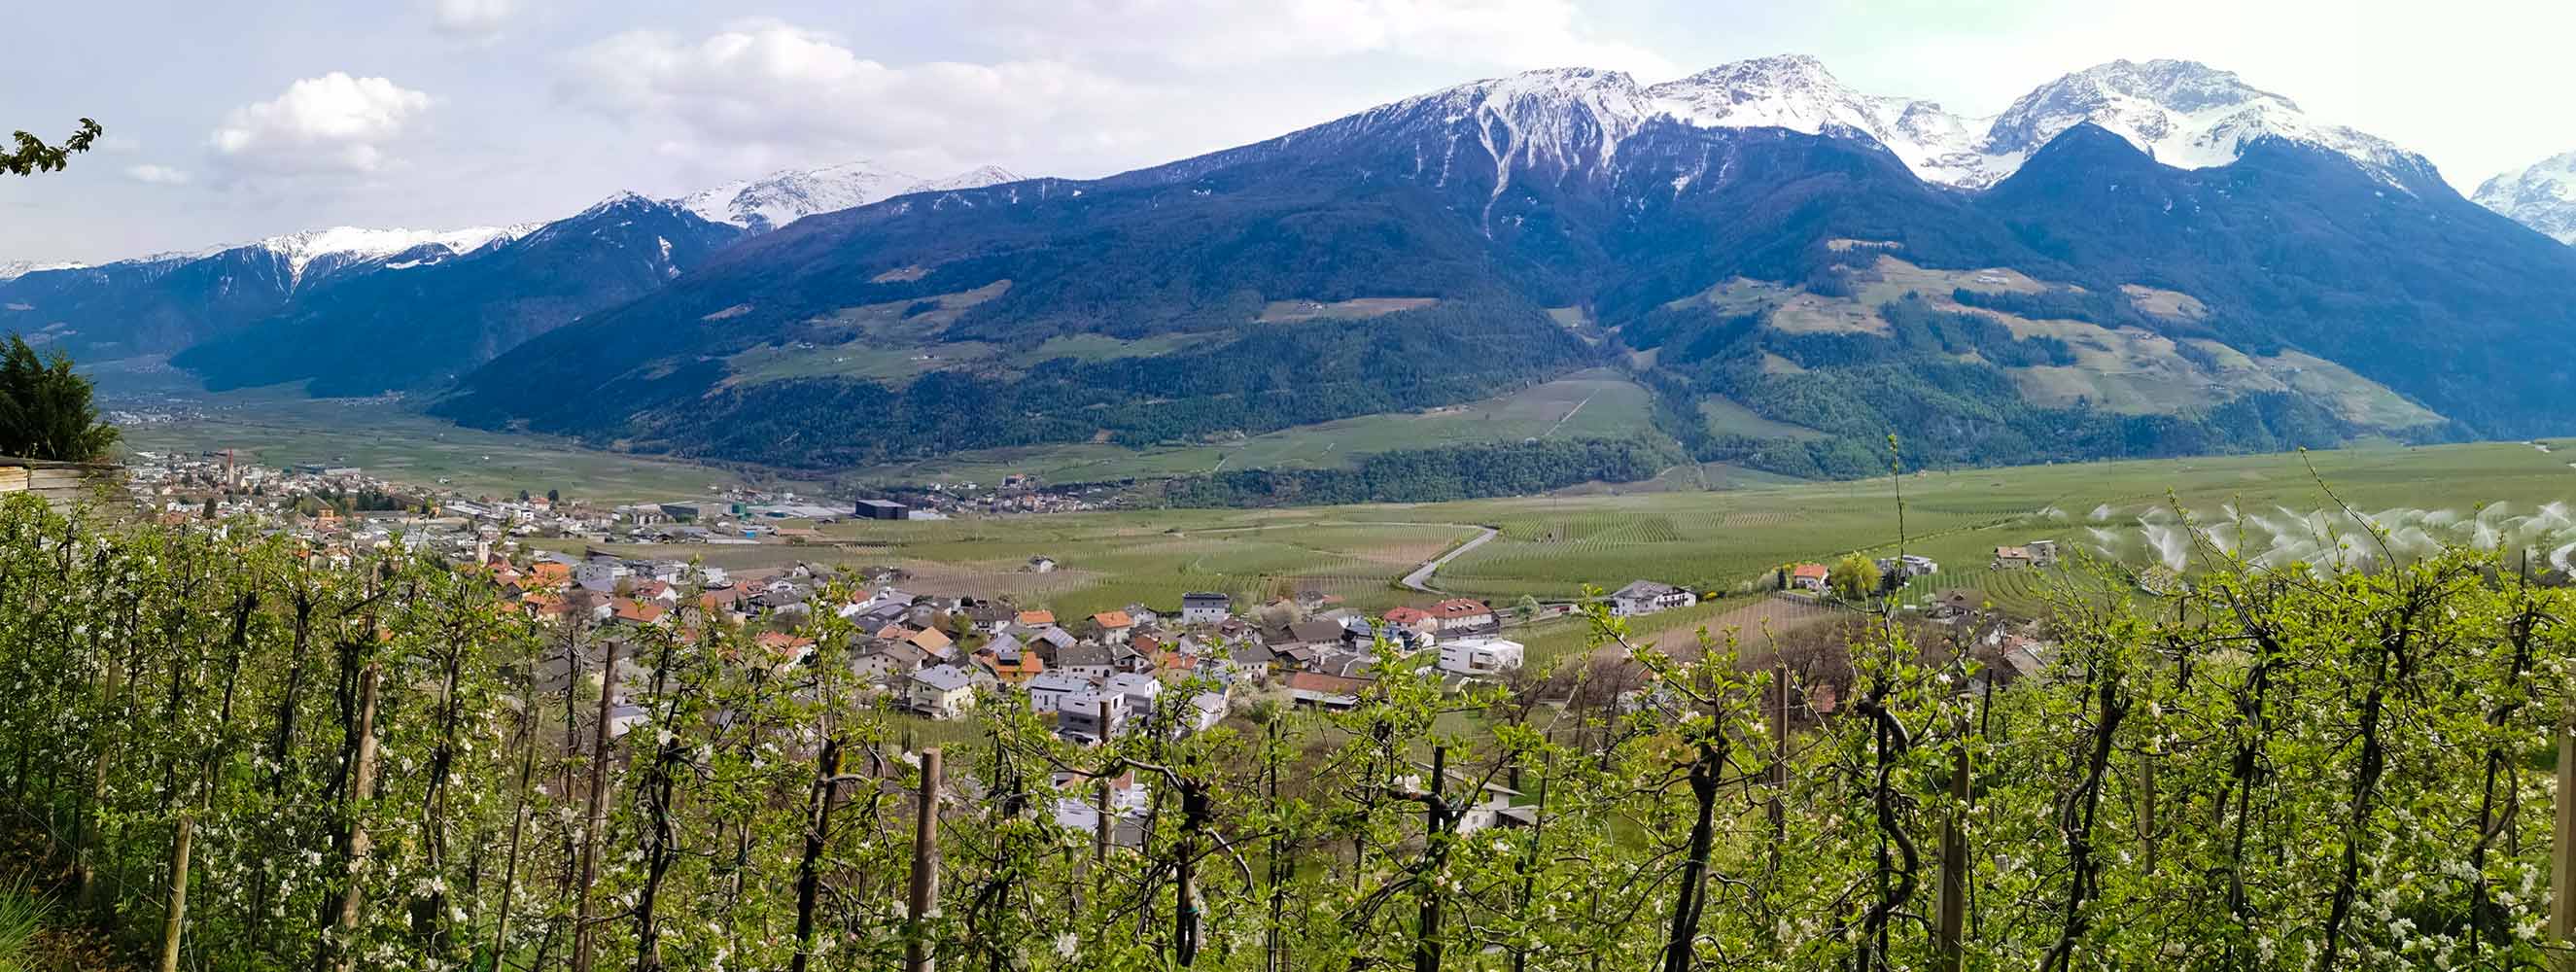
[[1240, 55, 2437, 194], [0, 260, 86, 282], [1974, 59, 2434, 191], [674, 161, 1024, 232], [2473, 151, 2576, 244], [1645, 55, 1991, 185], [248, 225, 540, 287]]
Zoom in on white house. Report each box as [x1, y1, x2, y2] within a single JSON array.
[[1186, 691, 1229, 732], [1608, 580, 1695, 616], [1437, 637, 1525, 677], [1059, 688, 1129, 741], [1180, 591, 1232, 625], [1052, 771, 1150, 846], [906, 665, 978, 719], [1025, 672, 1094, 715], [1104, 672, 1164, 719]]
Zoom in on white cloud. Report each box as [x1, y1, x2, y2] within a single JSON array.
[[123, 164, 191, 186], [560, 19, 1150, 177], [209, 73, 435, 174], [430, 0, 520, 40], [969, 0, 1674, 78]]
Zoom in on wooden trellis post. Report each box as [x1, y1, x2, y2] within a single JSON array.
[[2553, 713, 2575, 970], [907, 747, 944, 972]]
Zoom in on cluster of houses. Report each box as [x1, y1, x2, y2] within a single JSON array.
[[468, 548, 1534, 744], [876, 593, 1530, 738]]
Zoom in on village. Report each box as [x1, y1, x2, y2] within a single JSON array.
[[100, 448, 2066, 746]]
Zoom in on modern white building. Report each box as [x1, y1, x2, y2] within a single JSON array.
[[1059, 688, 1129, 741], [1025, 672, 1093, 715], [1437, 637, 1526, 677]]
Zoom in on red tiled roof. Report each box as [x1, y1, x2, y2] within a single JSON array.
[[1428, 599, 1492, 618]]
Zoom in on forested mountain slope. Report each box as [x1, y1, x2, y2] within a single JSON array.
[[439, 63, 2576, 474]]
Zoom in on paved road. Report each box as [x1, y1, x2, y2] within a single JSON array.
[[1399, 525, 1499, 594]]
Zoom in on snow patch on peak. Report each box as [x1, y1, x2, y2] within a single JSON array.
[[1980, 58, 2430, 190], [581, 191, 653, 217], [0, 260, 87, 282], [1645, 54, 1991, 186], [253, 225, 537, 287], [2473, 151, 2576, 244], [1391, 66, 1654, 178], [675, 160, 914, 232], [1626, 54, 2430, 191], [673, 160, 1028, 231], [905, 165, 1022, 193]]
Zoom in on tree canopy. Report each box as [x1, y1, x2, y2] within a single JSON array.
[[2, 119, 100, 176], [0, 334, 119, 461]]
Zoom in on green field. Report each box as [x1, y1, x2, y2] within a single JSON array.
[[112, 388, 811, 503], [547, 439, 2576, 624]]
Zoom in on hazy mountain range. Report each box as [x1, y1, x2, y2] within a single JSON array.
[[9, 55, 2575, 485]]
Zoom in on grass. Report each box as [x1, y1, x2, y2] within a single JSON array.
[[0, 879, 48, 972], [1698, 396, 1827, 440], [109, 387, 808, 504], [1256, 297, 1440, 322], [852, 368, 1668, 485], [542, 440, 2576, 629], [103, 376, 2576, 628], [576, 439, 2576, 623]]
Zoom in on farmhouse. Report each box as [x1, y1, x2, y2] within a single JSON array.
[[1608, 580, 1696, 616], [1426, 598, 1498, 632], [1788, 564, 1829, 591], [1091, 610, 1135, 641]]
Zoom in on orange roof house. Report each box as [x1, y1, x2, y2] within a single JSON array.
[[906, 626, 954, 652], [1017, 609, 1057, 627], [1382, 607, 1432, 627], [610, 598, 668, 624], [973, 647, 1046, 685], [527, 562, 573, 589], [1092, 610, 1134, 630]]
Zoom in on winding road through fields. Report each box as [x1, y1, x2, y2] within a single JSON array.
[[1398, 525, 1499, 594]]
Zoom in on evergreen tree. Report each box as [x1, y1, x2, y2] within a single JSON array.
[[0, 334, 120, 461]]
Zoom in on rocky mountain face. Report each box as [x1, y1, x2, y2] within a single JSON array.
[[2474, 151, 2576, 244], [675, 161, 1022, 232]]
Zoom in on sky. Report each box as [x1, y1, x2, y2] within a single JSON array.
[[5, 0, 2573, 263]]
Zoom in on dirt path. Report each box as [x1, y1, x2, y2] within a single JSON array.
[[1399, 525, 1499, 593], [1541, 391, 1597, 438]]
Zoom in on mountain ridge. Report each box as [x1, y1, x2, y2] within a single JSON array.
[[2474, 150, 2576, 244]]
